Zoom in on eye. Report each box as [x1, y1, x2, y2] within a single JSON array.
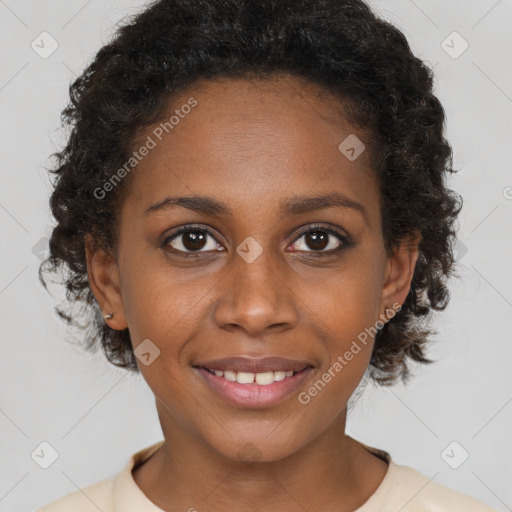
[[161, 223, 353, 257], [288, 224, 351, 254], [162, 224, 223, 255]]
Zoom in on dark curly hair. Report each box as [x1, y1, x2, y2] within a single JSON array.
[[39, 0, 462, 386]]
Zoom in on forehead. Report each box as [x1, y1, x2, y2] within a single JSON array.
[[123, 75, 378, 221]]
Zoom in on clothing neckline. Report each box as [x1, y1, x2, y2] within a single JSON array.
[[113, 439, 397, 511]]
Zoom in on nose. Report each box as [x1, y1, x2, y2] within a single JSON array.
[[213, 242, 299, 336]]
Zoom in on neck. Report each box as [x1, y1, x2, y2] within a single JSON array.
[[132, 400, 388, 512]]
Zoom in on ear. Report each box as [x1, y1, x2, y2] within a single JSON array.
[[379, 230, 421, 318], [85, 234, 128, 330]]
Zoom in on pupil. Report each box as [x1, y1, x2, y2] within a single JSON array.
[[183, 230, 206, 251], [307, 231, 328, 251]]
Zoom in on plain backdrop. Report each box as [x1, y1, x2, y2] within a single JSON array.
[[1, 1, 511, 511]]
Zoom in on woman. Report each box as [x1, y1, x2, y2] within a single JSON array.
[[37, 0, 495, 510]]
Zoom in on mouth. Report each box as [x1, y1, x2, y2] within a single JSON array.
[[193, 355, 313, 374], [198, 367, 304, 384], [192, 356, 314, 408]]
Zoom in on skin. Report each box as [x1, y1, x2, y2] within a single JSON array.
[[85, 74, 420, 511]]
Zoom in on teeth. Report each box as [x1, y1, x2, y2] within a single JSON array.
[[255, 372, 274, 385], [207, 368, 300, 385], [273, 371, 286, 382], [223, 370, 237, 382], [237, 372, 255, 384]]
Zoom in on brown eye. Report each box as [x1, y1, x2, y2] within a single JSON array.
[[164, 226, 223, 254], [303, 230, 331, 251], [289, 225, 351, 254]]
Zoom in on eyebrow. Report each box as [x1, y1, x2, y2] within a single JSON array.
[[143, 192, 368, 221]]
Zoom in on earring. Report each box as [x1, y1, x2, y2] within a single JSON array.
[[104, 312, 114, 320]]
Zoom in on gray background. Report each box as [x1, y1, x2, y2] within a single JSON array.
[[1, 0, 511, 510]]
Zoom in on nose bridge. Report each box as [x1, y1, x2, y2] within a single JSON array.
[[213, 237, 297, 334], [234, 238, 278, 294]]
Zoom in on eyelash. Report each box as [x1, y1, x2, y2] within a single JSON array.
[[161, 223, 353, 258]]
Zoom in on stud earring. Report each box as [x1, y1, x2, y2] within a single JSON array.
[[104, 312, 114, 320]]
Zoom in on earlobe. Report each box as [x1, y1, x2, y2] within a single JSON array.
[[379, 230, 421, 316], [84, 234, 128, 330]]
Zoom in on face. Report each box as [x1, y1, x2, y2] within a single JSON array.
[[86, 75, 418, 462]]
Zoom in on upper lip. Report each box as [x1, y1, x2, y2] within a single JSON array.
[[193, 356, 313, 373]]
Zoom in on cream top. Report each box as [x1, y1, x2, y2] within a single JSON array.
[[36, 440, 497, 511]]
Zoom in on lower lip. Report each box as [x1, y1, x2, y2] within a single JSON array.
[[193, 367, 314, 408]]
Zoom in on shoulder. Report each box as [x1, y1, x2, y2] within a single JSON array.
[[388, 463, 497, 511], [34, 441, 165, 512], [35, 476, 114, 512], [354, 439, 496, 512]]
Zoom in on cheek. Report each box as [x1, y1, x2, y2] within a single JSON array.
[[296, 284, 376, 425], [304, 260, 383, 339], [123, 267, 209, 416], [297, 250, 382, 395], [120, 253, 213, 346]]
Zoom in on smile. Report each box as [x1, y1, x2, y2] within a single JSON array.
[[193, 365, 314, 408], [203, 368, 296, 385]]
